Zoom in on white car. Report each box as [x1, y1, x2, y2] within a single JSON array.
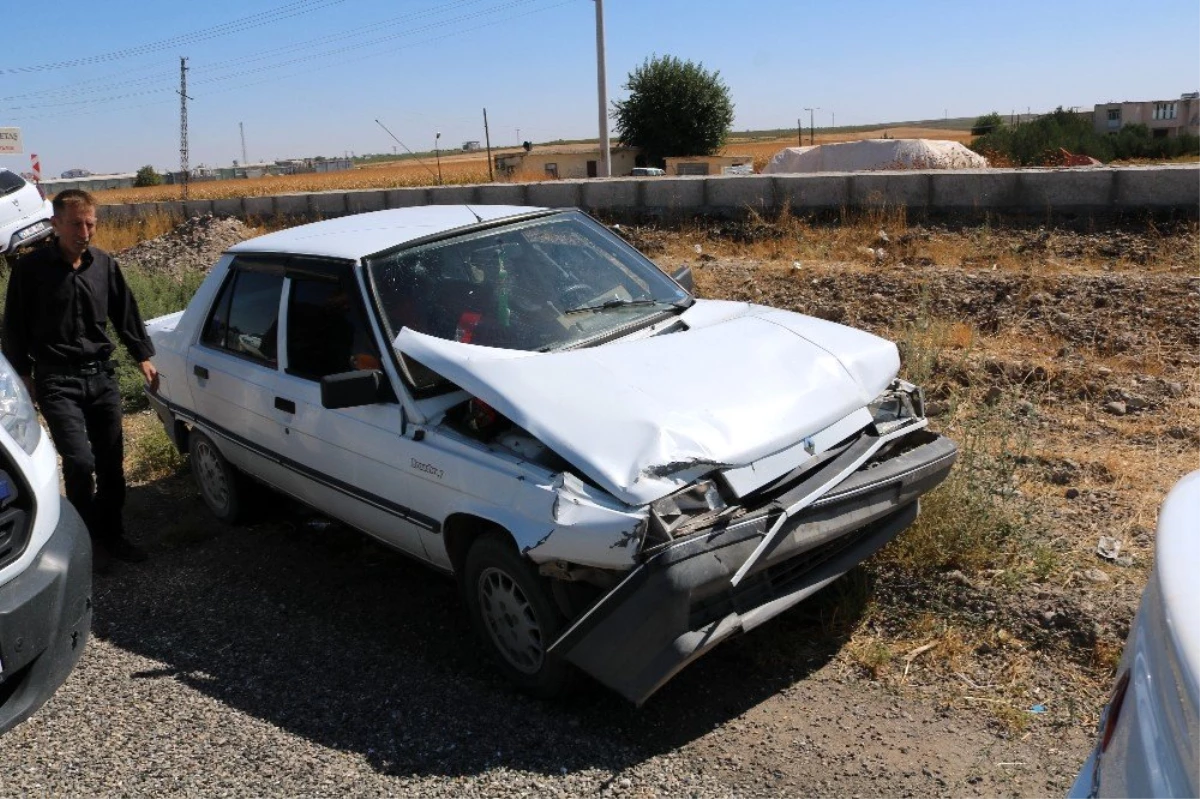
[[0, 169, 53, 256], [145, 205, 957, 703], [0, 352, 92, 733], [1069, 470, 1199, 798]]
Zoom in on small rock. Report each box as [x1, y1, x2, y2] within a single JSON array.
[[925, 400, 950, 417], [1065, 488, 1080, 499], [1165, 381, 1185, 397], [874, 248, 888, 262], [984, 386, 1003, 405], [1103, 401, 1127, 416], [1096, 536, 1122, 561], [1083, 568, 1110, 583], [876, 229, 890, 244]]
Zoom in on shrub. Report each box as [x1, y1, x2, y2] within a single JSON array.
[[134, 165, 163, 188]]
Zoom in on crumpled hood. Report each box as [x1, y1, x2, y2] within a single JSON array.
[[396, 299, 899, 506]]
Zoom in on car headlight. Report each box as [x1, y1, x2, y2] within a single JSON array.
[[869, 379, 925, 435], [0, 355, 43, 454], [648, 479, 728, 542]]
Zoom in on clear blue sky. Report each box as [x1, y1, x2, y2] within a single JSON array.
[[2, 0, 1198, 176]]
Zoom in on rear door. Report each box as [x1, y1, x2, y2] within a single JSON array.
[[185, 256, 300, 494]]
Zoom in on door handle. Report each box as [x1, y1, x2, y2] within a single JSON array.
[[193, 365, 209, 379], [274, 397, 296, 414]]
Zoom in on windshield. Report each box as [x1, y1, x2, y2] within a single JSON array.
[[365, 210, 689, 355]]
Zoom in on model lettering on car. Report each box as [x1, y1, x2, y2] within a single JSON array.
[[144, 205, 956, 704], [410, 459, 444, 479]]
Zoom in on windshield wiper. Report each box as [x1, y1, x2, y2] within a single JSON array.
[[564, 297, 681, 315]]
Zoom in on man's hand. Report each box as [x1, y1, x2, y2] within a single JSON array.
[[140, 360, 160, 394], [20, 375, 35, 403]]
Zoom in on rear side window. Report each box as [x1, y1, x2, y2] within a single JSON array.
[[0, 170, 26, 197], [201, 265, 283, 366]]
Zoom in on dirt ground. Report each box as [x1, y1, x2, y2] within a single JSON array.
[[59, 212, 1197, 796]]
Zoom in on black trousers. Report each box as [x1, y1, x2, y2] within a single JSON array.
[[34, 370, 126, 544]]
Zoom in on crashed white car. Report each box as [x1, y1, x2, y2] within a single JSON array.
[[146, 206, 956, 704]]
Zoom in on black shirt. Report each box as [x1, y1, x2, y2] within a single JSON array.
[[2, 240, 155, 376]]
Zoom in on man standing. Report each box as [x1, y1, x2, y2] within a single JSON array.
[[2, 189, 158, 563]]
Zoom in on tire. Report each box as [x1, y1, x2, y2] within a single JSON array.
[[188, 429, 242, 524], [462, 533, 574, 698]]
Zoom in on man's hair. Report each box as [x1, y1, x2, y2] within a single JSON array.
[[52, 189, 97, 216]]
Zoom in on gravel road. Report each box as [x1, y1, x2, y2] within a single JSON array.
[[4, 472, 1089, 798]]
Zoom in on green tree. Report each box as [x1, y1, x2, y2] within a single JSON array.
[[612, 55, 735, 167], [134, 165, 162, 187], [971, 112, 1004, 136]]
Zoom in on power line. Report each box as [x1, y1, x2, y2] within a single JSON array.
[[3, 0, 572, 117], [0, 0, 346, 74]]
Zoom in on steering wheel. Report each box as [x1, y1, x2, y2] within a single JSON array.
[[558, 283, 594, 309]]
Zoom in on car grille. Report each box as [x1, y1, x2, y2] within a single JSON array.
[[0, 452, 34, 571]]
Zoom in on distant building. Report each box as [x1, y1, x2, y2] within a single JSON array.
[[494, 146, 639, 179], [663, 155, 755, 176], [1093, 92, 1200, 138], [60, 168, 92, 179], [40, 172, 137, 194], [462, 140, 481, 151]]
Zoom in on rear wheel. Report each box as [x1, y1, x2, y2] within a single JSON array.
[[188, 430, 242, 523], [463, 533, 573, 697]]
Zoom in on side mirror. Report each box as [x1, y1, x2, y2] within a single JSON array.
[[671, 264, 695, 293], [321, 369, 390, 409]]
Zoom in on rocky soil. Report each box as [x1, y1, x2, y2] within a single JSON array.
[[4, 214, 1197, 797]]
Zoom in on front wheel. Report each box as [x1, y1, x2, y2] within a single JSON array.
[[188, 429, 242, 523], [463, 533, 574, 698]]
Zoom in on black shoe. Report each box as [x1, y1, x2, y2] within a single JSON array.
[[103, 536, 148, 563]]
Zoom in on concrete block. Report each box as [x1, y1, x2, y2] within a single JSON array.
[[1019, 169, 1113, 212], [309, 192, 347, 217], [706, 175, 776, 214], [581, 179, 638, 211], [641, 177, 705, 211], [477, 183, 528, 206], [1113, 165, 1200, 209], [930, 170, 1020, 211], [99, 204, 133, 221], [773, 174, 850, 211], [527, 181, 582, 208], [850, 172, 930, 210], [152, 202, 186, 219], [211, 197, 245, 217], [346, 190, 387, 214], [275, 194, 309, 217], [182, 199, 215, 218], [429, 185, 478, 204], [386, 188, 429, 208], [243, 196, 275, 219]]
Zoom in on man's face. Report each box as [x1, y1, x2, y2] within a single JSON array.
[[51, 204, 97, 262]]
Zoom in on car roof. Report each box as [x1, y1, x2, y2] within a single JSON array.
[[227, 205, 550, 261]]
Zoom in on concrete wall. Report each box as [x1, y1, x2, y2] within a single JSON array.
[[97, 165, 1200, 223]]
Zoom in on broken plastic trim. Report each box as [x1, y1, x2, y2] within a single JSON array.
[[730, 416, 927, 586]]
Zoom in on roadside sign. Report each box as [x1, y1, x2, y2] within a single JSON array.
[[0, 127, 22, 155]]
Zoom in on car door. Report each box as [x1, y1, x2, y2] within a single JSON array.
[[273, 261, 432, 561], [185, 256, 300, 495]]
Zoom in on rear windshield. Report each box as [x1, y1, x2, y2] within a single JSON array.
[[0, 170, 26, 198]]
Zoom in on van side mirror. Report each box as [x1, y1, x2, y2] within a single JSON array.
[[321, 369, 391, 409], [671, 265, 695, 293]]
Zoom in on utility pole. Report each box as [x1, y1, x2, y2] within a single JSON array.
[[594, 0, 611, 177], [178, 57, 191, 200], [797, 118, 802, 146], [239, 121, 247, 165], [804, 106, 819, 145], [483, 107, 494, 182], [435, 131, 442, 184]]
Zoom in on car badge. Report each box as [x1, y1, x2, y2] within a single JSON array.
[[803, 437, 816, 455]]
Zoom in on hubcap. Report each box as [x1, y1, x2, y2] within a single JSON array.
[[194, 441, 229, 513], [477, 566, 543, 674]]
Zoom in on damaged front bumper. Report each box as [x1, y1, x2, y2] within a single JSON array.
[[547, 425, 957, 705]]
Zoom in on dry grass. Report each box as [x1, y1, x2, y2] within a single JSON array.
[[94, 210, 188, 252]]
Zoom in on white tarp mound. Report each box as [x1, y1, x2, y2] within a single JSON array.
[[763, 139, 988, 173]]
